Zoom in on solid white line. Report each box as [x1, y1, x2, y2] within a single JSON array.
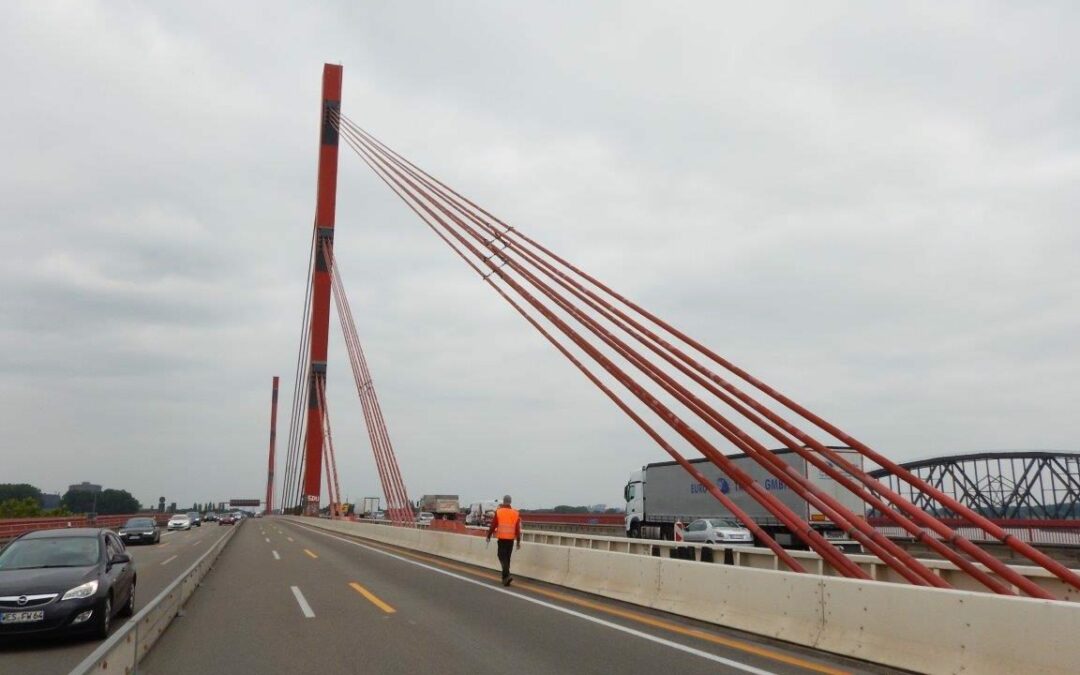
[[272, 550, 281, 560], [292, 523, 776, 674], [160, 555, 178, 566], [290, 585, 315, 618]]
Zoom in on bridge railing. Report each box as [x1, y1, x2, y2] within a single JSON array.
[[520, 529, 1079, 601], [0, 514, 172, 545], [349, 515, 1078, 600]]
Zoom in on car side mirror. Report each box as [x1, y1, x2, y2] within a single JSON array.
[[109, 552, 131, 566]]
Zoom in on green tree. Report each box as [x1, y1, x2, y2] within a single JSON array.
[[551, 505, 589, 514], [61, 489, 97, 514], [97, 489, 140, 514], [0, 497, 43, 518], [0, 483, 44, 505], [61, 488, 140, 515]]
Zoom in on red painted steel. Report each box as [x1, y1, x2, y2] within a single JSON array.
[[339, 122, 1061, 597], [0, 514, 171, 543], [329, 126, 824, 573], [265, 375, 279, 515], [301, 64, 342, 516], [327, 244, 415, 527], [326, 114, 1079, 597], [337, 125, 867, 577]]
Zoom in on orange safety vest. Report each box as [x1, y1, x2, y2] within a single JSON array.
[[494, 507, 520, 540]]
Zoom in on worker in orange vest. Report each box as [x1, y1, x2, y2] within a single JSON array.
[[486, 494, 522, 586]]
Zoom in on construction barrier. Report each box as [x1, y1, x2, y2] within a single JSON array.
[[289, 516, 1080, 675]]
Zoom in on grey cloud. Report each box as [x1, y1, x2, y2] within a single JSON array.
[[1, 1, 1077, 510]]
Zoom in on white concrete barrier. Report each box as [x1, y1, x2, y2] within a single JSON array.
[[817, 573, 1080, 675], [654, 557, 826, 646], [288, 518, 1080, 674]]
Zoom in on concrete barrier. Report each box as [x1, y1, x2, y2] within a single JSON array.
[[288, 517, 1080, 674], [654, 557, 826, 646], [68, 523, 240, 675], [817, 574, 1080, 675], [523, 528, 1080, 602]]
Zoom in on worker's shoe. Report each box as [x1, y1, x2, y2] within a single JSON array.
[[503, 575, 513, 587]]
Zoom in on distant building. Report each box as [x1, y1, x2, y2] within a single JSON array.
[[68, 482, 102, 494], [40, 493, 62, 509]]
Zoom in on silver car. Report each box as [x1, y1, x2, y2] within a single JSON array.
[[167, 514, 191, 531], [682, 518, 753, 545]]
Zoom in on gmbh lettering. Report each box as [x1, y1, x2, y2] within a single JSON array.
[[690, 477, 789, 494]]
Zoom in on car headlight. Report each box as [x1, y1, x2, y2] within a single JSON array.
[[62, 580, 99, 601]]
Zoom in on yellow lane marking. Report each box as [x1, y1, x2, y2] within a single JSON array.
[[303, 548, 318, 559], [353, 537, 847, 675], [349, 582, 396, 614]]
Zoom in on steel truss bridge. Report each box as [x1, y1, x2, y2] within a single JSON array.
[[868, 450, 1080, 524]]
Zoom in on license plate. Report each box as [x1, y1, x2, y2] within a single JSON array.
[[1, 610, 45, 624]]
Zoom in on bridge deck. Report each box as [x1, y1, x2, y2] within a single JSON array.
[[141, 518, 900, 675]]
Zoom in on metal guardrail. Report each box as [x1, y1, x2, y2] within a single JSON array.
[[67, 521, 241, 674]]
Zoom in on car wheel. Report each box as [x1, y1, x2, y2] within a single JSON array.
[[119, 581, 135, 618], [92, 595, 112, 639]]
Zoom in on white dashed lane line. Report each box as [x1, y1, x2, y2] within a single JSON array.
[[290, 586, 315, 618]]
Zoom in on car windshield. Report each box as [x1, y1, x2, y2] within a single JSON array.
[[707, 518, 743, 528], [171, 515, 189, 520], [0, 537, 101, 569], [125, 518, 155, 528]]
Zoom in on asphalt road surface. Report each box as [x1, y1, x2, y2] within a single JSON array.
[[0, 521, 234, 675], [141, 518, 903, 675]]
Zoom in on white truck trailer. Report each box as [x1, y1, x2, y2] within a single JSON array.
[[465, 499, 500, 527], [358, 497, 380, 518], [624, 447, 864, 551]]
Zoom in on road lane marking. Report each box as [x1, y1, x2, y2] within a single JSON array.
[[287, 537, 294, 542], [192, 540, 202, 546], [160, 555, 178, 566], [293, 523, 839, 675], [265, 537, 270, 543], [272, 550, 281, 560], [303, 548, 318, 559], [290, 586, 315, 618], [349, 582, 396, 614]]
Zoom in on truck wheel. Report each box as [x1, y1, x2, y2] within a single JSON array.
[[628, 523, 641, 539]]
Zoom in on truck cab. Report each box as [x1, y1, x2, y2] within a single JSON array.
[[624, 470, 645, 538]]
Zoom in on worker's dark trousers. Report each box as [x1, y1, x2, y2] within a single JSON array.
[[497, 539, 515, 580]]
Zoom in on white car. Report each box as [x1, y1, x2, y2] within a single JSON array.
[[682, 518, 753, 545], [415, 512, 435, 525], [167, 514, 192, 531]]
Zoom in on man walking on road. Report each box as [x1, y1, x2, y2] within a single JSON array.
[[486, 494, 522, 586]]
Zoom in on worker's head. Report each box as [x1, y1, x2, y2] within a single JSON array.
[[502, 494, 512, 506]]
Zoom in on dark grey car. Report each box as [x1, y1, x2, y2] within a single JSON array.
[[0, 528, 136, 639], [118, 517, 161, 545]]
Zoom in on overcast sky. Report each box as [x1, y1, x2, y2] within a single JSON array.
[[1, 2, 1077, 510]]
